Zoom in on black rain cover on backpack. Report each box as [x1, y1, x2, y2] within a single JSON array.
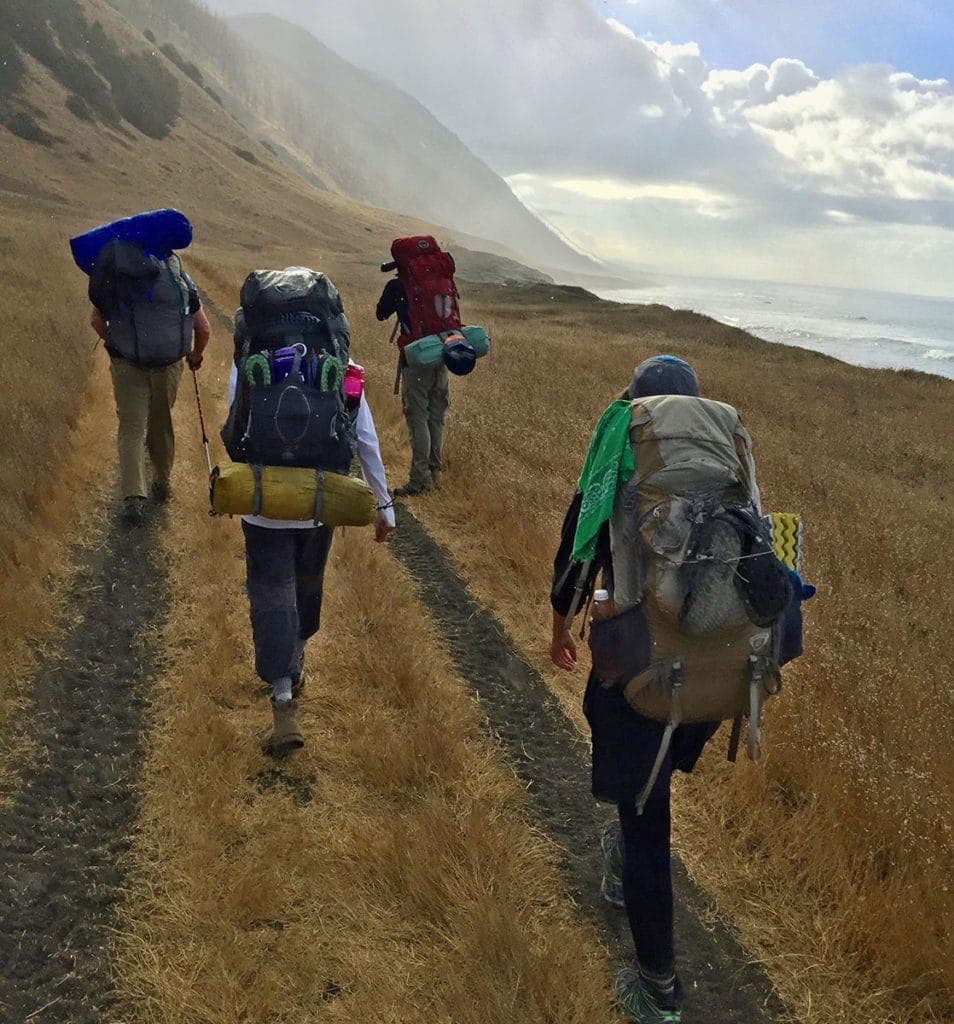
[[222, 268, 357, 473]]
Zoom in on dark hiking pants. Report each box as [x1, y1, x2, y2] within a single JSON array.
[[242, 521, 334, 684]]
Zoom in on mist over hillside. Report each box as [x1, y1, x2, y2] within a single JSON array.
[[227, 14, 595, 274], [95, 0, 594, 275]]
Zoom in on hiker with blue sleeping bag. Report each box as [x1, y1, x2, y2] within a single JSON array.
[[73, 209, 211, 526], [223, 267, 396, 757], [549, 355, 814, 1024]]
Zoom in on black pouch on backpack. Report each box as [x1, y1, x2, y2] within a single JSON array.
[[222, 369, 354, 473], [729, 509, 794, 627], [245, 378, 352, 471], [588, 603, 652, 688]]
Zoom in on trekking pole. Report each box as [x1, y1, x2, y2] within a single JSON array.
[[391, 322, 403, 396], [192, 368, 213, 477]]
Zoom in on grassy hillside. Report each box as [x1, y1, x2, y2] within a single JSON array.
[[0, 0, 951, 1021], [0, 0, 414, 760], [397, 285, 954, 1024]]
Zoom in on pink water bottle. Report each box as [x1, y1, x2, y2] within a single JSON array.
[[343, 362, 365, 410]]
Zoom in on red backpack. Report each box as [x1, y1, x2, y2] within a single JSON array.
[[391, 236, 461, 346]]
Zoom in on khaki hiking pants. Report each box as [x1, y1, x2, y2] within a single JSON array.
[[109, 357, 184, 499], [401, 361, 449, 490]]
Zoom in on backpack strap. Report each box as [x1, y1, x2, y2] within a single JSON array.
[[635, 661, 684, 814], [747, 654, 766, 762], [726, 714, 743, 763], [251, 464, 264, 516], [313, 470, 325, 524]]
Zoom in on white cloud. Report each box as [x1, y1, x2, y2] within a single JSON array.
[[709, 62, 954, 204], [210, 0, 954, 291]]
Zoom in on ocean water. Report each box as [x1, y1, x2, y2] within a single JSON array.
[[599, 276, 954, 380]]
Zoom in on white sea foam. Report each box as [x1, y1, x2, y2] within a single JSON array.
[[599, 276, 954, 380]]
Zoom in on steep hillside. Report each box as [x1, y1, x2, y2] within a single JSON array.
[[0, 0, 419, 729], [98, 0, 594, 275]]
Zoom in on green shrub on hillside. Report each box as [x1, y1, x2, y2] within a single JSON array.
[[160, 42, 205, 87], [0, 34, 24, 97], [66, 93, 95, 123], [87, 22, 180, 138], [4, 111, 55, 146], [0, 0, 180, 139]]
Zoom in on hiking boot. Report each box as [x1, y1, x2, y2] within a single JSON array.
[[261, 699, 304, 757], [601, 819, 626, 908], [151, 479, 171, 504], [122, 496, 146, 526], [430, 469, 443, 490], [615, 966, 682, 1023], [394, 482, 432, 497]]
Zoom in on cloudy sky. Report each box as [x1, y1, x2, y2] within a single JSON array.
[[213, 0, 954, 296]]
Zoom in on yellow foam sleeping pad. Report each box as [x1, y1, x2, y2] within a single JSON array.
[[766, 512, 803, 572], [211, 463, 377, 526]]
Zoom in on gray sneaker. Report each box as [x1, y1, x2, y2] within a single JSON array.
[[394, 481, 432, 497], [601, 819, 625, 907], [615, 966, 682, 1023]]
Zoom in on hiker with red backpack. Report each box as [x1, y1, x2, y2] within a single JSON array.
[[550, 355, 813, 1023], [223, 267, 396, 756], [376, 236, 485, 496]]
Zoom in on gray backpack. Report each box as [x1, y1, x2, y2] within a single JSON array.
[[590, 395, 792, 810], [90, 238, 197, 368]]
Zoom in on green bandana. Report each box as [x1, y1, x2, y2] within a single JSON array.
[[572, 399, 635, 564]]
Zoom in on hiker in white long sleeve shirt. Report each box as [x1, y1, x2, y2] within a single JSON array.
[[227, 361, 396, 755]]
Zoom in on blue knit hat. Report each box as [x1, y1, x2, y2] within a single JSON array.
[[628, 355, 700, 398]]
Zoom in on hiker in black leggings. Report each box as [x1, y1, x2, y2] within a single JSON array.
[[549, 355, 719, 1024]]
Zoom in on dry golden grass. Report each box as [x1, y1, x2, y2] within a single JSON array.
[[112, 344, 617, 1024], [394, 285, 954, 1024], [0, 205, 118, 796], [3, 2, 952, 1017]]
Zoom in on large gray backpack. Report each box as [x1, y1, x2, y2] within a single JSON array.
[[589, 394, 792, 810], [90, 238, 197, 368]]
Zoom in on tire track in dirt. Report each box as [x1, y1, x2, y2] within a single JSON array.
[[390, 503, 788, 1024], [0, 506, 167, 1024]]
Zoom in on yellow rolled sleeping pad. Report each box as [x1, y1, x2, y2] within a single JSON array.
[[211, 462, 377, 526]]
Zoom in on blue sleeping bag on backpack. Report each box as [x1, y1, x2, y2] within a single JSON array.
[[70, 208, 192, 275]]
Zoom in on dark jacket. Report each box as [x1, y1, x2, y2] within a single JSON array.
[[551, 491, 718, 803], [375, 277, 411, 335]]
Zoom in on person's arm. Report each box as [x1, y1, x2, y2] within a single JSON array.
[[355, 393, 396, 542], [551, 492, 588, 670], [90, 306, 107, 342], [187, 307, 212, 370], [375, 280, 398, 322], [549, 490, 613, 670]]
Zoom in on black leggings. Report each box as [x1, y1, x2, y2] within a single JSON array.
[[617, 793, 674, 975]]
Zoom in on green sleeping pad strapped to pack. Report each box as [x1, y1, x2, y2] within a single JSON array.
[[403, 325, 490, 367]]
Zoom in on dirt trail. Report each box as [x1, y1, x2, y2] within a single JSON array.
[[390, 503, 788, 1024], [0, 504, 167, 1024]]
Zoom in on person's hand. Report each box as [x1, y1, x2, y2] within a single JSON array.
[[187, 349, 203, 371], [375, 516, 396, 544], [551, 628, 577, 671]]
